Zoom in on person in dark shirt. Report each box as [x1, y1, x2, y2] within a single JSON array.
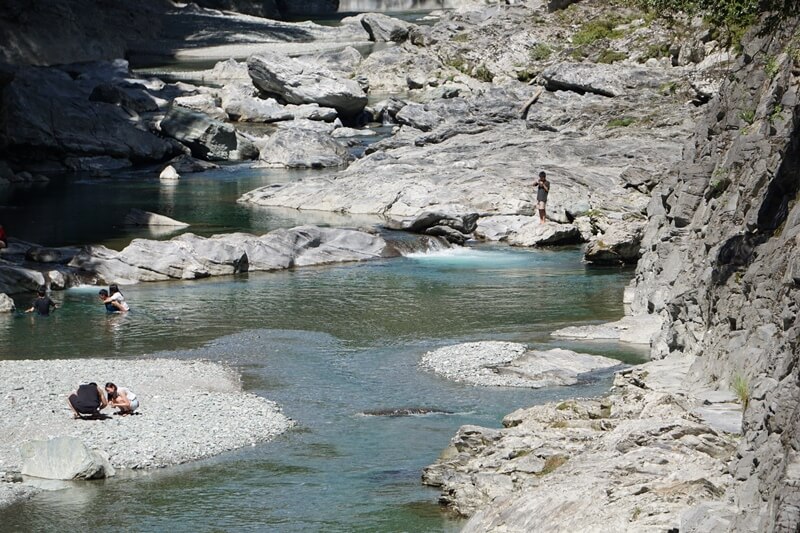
[[67, 382, 108, 419], [535, 171, 550, 224], [25, 289, 57, 316]]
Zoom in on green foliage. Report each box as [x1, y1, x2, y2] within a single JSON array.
[[739, 108, 756, 124], [765, 55, 780, 78], [598, 49, 628, 63], [530, 43, 553, 61], [632, 507, 642, 520], [516, 68, 536, 82], [452, 32, 470, 43], [659, 81, 678, 95], [627, 0, 800, 42], [474, 64, 494, 82], [608, 117, 636, 128], [573, 18, 625, 45], [706, 176, 731, 200], [641, 42, 672, 63], [769, 104, 785, 123], [732, 374, 750, 410], [570, 46, 589, 60], [445, 55, 468, 73]]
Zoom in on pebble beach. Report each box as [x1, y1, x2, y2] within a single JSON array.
[[0, 358, 293, 507]]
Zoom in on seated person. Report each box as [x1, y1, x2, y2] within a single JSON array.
[[0, 224, 6, 249], [105, 382, 139, 415], [25, 289, 57, 316], [67, 382, 108, 419]]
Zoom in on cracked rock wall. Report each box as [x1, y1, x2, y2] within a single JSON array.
[[631, 20, 800, 532]]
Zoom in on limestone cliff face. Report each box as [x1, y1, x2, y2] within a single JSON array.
[[631, 20, 800, 531]]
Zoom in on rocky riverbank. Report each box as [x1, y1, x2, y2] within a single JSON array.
[[424, 356, 742, 531], [423, 9, 800, 533], [0, 358, 294, 509]]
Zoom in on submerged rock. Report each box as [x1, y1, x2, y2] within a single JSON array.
[[360, 407, 453, 417], [123, 209, 189, 228]]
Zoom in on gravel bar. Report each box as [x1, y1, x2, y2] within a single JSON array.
[[0, 358, 293, 507]]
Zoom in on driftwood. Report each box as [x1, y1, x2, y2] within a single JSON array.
[[520, 86, 544, 119]]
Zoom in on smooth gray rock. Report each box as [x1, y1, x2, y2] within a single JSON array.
[[173, 93, 226, 120], [541, 62, 671, 97], [358, 13, 413, 43], [159, 165, 180, 180], [160, 106, 241, 161], [258, 129, 352, 168], [69, 226, 387, 284], [247, 51, 367, 119], [584, 220, 645, 265], [20, 437, 115, 480]]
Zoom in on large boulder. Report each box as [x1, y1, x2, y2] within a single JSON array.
[[358, 13, 412, 43], [247, 52, 367, 119], [20, 437, 115, 480], [160, 106, 252, 161], [0, 66, 175, 165], [258, 129, 353, 168], [0, 264, 46, 295], [584, 220, 645, 265], [541, 63, 671, 98], [504, 221, 583, 247], [69, 226, 387, 284], [0, 0, 169, 66]]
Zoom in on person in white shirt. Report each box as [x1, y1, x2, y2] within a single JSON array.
[[105, 382, 139, 415], [101, 284, 130, 313]]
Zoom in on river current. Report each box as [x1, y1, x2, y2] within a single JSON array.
[[0, 6, 647, 532]]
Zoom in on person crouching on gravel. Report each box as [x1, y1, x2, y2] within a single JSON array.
[[105, 382, 139, 415]]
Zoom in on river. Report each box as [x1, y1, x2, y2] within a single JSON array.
[[0, 6, 646, 532]]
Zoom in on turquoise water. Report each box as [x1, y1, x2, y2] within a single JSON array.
[[1, 244, 644, 532], [0, 9, 645, 524]]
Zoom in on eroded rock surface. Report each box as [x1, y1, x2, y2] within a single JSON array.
[[425, 359, 740, 530]]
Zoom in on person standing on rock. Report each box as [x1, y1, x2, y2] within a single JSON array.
[[535, 171, 550, 224], [24, 288, 57, 316]]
